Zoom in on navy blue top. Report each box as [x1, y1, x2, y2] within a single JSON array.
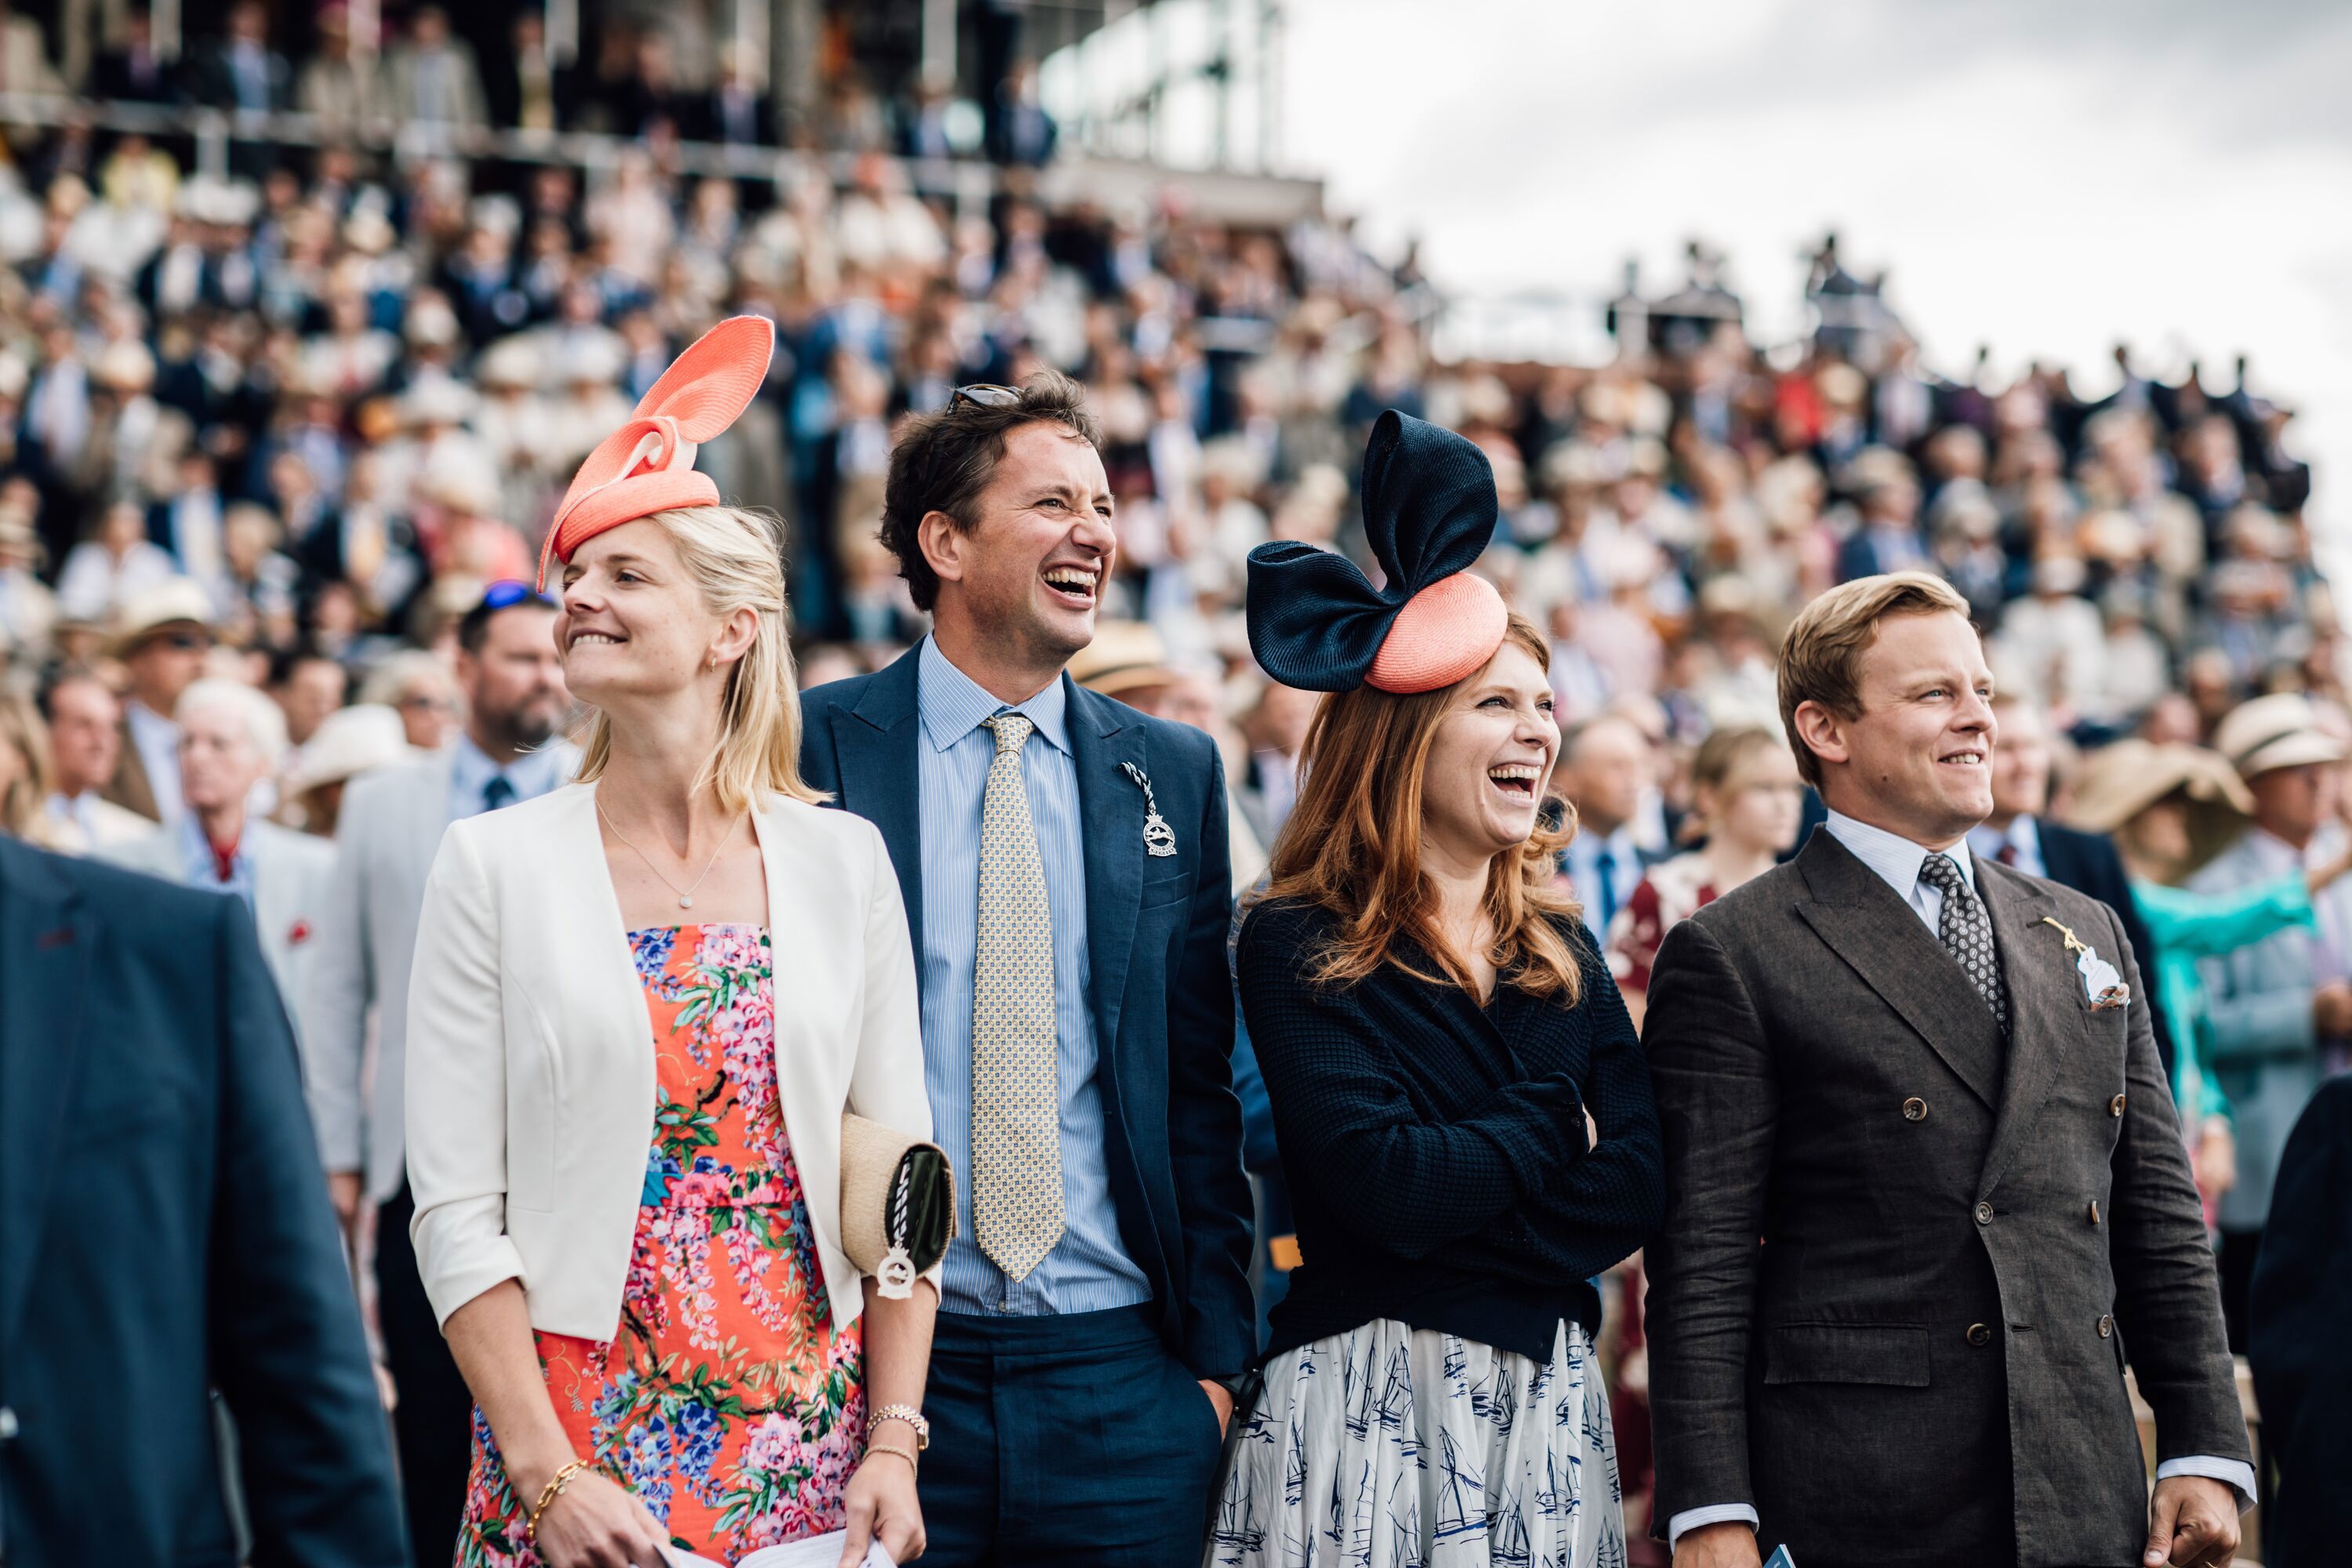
[[1235, 898, 1665, 1363]]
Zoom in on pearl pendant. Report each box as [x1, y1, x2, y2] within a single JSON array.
[[679, 895, 694, 909]]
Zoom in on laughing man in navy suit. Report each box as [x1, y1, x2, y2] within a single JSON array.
[[799, 374, 1254, 1566]]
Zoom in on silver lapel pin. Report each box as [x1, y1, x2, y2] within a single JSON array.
[[1120, 761, 1178, 857]]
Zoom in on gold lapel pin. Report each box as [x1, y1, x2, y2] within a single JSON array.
[[2040, 915, 2089, 956]]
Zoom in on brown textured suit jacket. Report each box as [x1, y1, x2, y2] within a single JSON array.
[[101, 713, 162, 823], [1643, 827, 2245, 1568]]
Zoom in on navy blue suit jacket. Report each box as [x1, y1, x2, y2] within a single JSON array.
[[799, 647, 1258, 1380], [0, 839, 404, 1568], [2249, 1076, 2352, 1567]]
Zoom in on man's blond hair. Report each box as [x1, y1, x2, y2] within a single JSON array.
[[1777, 571, 1975, 787]]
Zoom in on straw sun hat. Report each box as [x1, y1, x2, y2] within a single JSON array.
[[2065, 739, 2258, 877]]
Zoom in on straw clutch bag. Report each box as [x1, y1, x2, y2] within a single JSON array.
[[839, 1113, 956, 1299]]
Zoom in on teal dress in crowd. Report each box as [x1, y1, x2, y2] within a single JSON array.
[[2130, 872, 2315, 1126]]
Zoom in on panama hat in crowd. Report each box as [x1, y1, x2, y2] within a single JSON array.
[[284, 703, 419, 799], [105, 578, 220, 658], [2066, 739, 2258, 879], [2211, 692, 2348, 780], [1065, 619, 1177, 700]]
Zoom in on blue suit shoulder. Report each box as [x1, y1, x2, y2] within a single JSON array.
[[1072, 683, 1220, 771], [17, 837, 240, 940]]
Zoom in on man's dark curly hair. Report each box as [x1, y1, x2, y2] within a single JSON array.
[[878, 371, 1103, 613]]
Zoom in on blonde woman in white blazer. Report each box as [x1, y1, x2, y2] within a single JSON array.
[[406, 318, 936, 1568]]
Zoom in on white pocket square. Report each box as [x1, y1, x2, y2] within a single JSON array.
[[2077, 946, 2128, 1009]]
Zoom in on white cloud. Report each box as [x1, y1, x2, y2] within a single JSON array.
[[1280, 0, 2352, 517]]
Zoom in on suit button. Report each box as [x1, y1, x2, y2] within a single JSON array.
[[0, 1404, 16, 1440], [1966, 1323, 1993, 1347], [1903, 1097, 1928, 1122], [2110, 1093, 2127, 1116], [2098, 1314, 2114, 1339], [1974, 1200, 1994, 1226], [2089, 1200, 2102, 1225]]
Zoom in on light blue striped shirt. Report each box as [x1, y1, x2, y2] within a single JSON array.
[[916, 636, 1150, 1316]]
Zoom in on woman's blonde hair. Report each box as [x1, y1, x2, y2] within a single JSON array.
[[573, 505, 824, 814], [1258, 614, 1584, 1003], [0, 690, 59, 842], [1691, 724, 1788, 809]]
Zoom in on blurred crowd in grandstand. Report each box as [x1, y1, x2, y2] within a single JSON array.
[[2, 10, 2347, 1560]]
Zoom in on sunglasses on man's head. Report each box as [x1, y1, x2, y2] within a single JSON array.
[[949, 383, 1022, 412], [159, 630, 209, 652], [478, 579, 558, 613]]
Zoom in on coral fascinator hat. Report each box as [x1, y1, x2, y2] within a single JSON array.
[[535, 314, 775, 589], [1243, 409, 1508, 694]]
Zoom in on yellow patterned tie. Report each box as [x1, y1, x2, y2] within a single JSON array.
[[971, 713, 1065, 1280]]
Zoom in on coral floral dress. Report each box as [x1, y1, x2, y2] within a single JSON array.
[[456, 924, 866, 1566]]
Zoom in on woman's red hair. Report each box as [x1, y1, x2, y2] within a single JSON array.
[[1257, 615, 1584, 1002]]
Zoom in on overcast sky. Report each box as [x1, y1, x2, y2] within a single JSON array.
[[1278, 0, 2352, 519]]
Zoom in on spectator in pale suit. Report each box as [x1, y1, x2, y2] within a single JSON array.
[[102, 679, 332, 1033], [300, 583, 572, 1568]]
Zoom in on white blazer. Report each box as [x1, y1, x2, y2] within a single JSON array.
[[403, 782, 932, 1341]]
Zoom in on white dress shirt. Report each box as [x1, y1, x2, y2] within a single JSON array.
[[1667, 810, 2256, 1547]]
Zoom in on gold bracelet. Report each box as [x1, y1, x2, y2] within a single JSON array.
[[867, 1440, 920, 1475], [869, 1403, 930, 1450], [528, 1457, 593, 1542]]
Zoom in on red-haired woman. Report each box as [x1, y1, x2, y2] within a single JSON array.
[[1211, 413, 1664, 1567]]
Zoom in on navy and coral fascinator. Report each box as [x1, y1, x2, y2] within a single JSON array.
[[1244, 410, 1508, 693]]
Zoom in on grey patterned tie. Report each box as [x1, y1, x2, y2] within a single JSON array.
[[970, 713, 1065, 1281], [1918, 851, 2009, 1033]]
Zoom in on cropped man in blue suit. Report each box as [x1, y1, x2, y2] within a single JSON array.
[[0, 836, 405, 1568], [800, 376, 1254, 1566]]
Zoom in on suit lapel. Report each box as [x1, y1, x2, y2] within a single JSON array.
[[1068, 681, 1147, 1067], [835, 650, 924, 953], [0, 844, 94, 1361], [1792, 830, 2007, 1111], [1976, 862, 2080, 1192]]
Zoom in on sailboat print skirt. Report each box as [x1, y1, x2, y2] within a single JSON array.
[[1207, 1317, 1624, 1568]]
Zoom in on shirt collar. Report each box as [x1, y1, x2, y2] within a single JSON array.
[[450, 731, 564, 800], [1965, 814, 2040, 866], [178, 811, 247, 882], [918, 635, 1070, 757], [1826, 808, 1977, 900]]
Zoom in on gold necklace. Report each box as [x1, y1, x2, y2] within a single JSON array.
[[594, 796, 742, 910]]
